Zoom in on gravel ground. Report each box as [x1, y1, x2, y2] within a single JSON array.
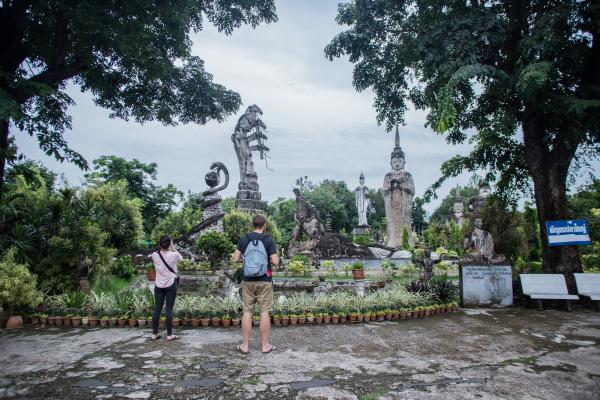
[[0, 308, 599, 399]]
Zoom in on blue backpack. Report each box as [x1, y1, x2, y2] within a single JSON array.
[[243, 234, 269, 277]]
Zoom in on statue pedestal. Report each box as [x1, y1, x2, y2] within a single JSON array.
[[236, 173, 264, 213], [352, 225, 370, 239]]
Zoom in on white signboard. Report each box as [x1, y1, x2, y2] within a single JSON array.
[[460, 265, 513, 307]]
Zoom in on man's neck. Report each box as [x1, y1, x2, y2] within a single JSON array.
[[253, 229, 265, 234]]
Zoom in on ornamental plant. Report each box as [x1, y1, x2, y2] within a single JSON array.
[[196, 231, 234, 270], [0, 249, 43, 313]]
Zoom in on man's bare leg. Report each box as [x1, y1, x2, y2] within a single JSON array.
[[260, 311, 272, 352], [241, 311, 252, 352]]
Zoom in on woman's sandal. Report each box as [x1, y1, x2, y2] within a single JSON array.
[[150, 334, 161, 341], [166, 335, 179, 341]]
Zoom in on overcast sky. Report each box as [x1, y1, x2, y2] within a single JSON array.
[[15, 1, 595, 214]]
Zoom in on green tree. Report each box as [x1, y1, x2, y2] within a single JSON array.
[[220, 197, 237, 214], [430, 185, 479, 224], [411, 197, 428, 236], [223, 209, 282, 246], [86, 155, 180, 233], [0, 248, 43, 312], [0, 0, 278, 198], [305, 180, 357, 233], [151, 192, 204, 242], [367, 188, 386, 232], [196, 231, 234, 270], [266, 197, 296, 245], [325, 0, 600, 286]]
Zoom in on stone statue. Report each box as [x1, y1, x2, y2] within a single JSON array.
[[462, 218, 506, 264], [452, 185, 465, 226], [174, 162, 229, 260], [383, 126, 414, 248], [354, 172, 371, 227], [288, 188, 325, 256], [231, 105, 269, 212], [468, 183, 491, 219]]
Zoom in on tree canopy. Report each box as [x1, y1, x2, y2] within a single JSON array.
[[326, 0, 600, 283], [0, 0, 278, 196]]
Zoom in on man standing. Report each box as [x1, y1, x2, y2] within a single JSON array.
[[233, 214, 279, 354]]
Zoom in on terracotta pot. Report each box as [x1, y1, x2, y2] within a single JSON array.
[[40, 317, 48, 325], [138, 319, 147, 327], [232, 319, 241, 327], [158, 319, 166, 328], [331, 316, 339, 324], [349, 315, 357, 322], [315, 317, 323, 324], [273, 318, 281, 326], [252, 319, 260, 327], [393, 312, 400, 319], [81, 318, 89, 326], [290, 317, 298, 326], [172, 319, 181, 327], [89, 318, 99, 327], [100, 319, 109, 327], [128, 319, 137, 327], [298, 317, 306, 325], [30, 316, 40, 325], [191, 319, 200, 327], [385, 313, 393, 320], [63, 317, 72, 326], [54, 317, 64, 326], [108, 319, 117, 327], [48, 316, 56, 325], [200, 318, 210, 327], [212, 318, 221, 327], [72, 318, 82, 327], [357, 315, 364, 322], [340, 316, 347, 323], [222, 319, 232, 327], [352, 269, 365, 280], [146, 269, 156, 282], [281, 317, 289, 326], [118, 319, 127, 327], [323, 316, 331, 324], [5, 316, 23, 330]]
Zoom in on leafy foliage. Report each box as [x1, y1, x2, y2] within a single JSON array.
[[151, 192, 204, 242], [303, 179, 357, 234], [196, 231, 234, 270], [222, 210, 281, 246], [0, 248, 43, 312]]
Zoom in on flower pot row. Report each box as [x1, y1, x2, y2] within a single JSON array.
[[271, 304, 459, 326], [30, 316, 243, 329]]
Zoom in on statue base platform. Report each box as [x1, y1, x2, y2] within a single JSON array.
[[352, 225, 370, 238]]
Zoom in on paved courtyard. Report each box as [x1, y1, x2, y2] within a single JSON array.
[[1, 308, 599, 400]]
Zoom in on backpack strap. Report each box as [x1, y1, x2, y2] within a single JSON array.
[[156, 252, 177, 276]]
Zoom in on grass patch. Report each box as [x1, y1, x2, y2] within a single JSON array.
[[233, 376, 261, 388], [154, 367, 169, 375], [359, 390, 387, 400]]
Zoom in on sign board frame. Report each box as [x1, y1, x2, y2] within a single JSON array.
[[459, 264, 513, 307], [545, 220, 591, 247]]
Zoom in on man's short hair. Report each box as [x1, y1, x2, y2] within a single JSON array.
[[253, 214, 267, 228]]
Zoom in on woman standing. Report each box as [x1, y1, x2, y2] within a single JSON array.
[[150, 235, 181, 341]]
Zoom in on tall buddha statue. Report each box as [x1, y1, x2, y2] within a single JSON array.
[[383, 126, 415, 248]]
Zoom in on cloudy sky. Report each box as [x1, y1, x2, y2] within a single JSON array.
[[18, 0, 581, 214]]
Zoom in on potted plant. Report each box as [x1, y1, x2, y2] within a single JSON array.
[[190, 310, 201, 327], [272, 314, 282, 326], [158, 316, 166, 329], [289, 314, 298, 326], [137, 312, 147, 327], [252, 313, 260, 327], [281, 314, 290, 326], [339, 311, 347, 324], [108, 315, 117, 327], [118, 314, 128, 327], [211, 310, 222, 327], [314, 313, 323, 324], [221, 313, 232, 327], [40, 313, 48, 325], [63, 313, 73, 326], [232, 315, 241, 327], [200, 313, 211, 327], [305, 312, 315, 323], [385, 309, 393, 320], [298, 313, 306, 325], [331, 313, 340, 324], [128, 316, 137, 327], [351, 261, 365, 280], [145, 262, 156, 282], [72, 313, 82, 327]]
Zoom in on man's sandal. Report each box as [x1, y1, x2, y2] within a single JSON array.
[[262, 345, 276, 354]]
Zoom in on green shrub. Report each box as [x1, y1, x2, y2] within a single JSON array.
[[223, 210, 282, 246], [287, 260, 307, 276], [353, 234, 371, 245], [0, 249, 43, 312], [110, 256, 136, 278], [196, 231, 234, 270]]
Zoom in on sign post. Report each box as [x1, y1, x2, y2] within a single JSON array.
[[546, 220, 591, 247]]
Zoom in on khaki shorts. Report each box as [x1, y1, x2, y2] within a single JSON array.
[[241, 281, 273, 314]]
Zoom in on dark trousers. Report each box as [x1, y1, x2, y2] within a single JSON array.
[[152, 282, 177, 335]]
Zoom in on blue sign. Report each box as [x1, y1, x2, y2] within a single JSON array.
[[546, 220, 591, 246]]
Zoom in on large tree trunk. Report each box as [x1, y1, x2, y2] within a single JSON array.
[[523, 116, 582, 293], [0, 119, 9, 200]]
